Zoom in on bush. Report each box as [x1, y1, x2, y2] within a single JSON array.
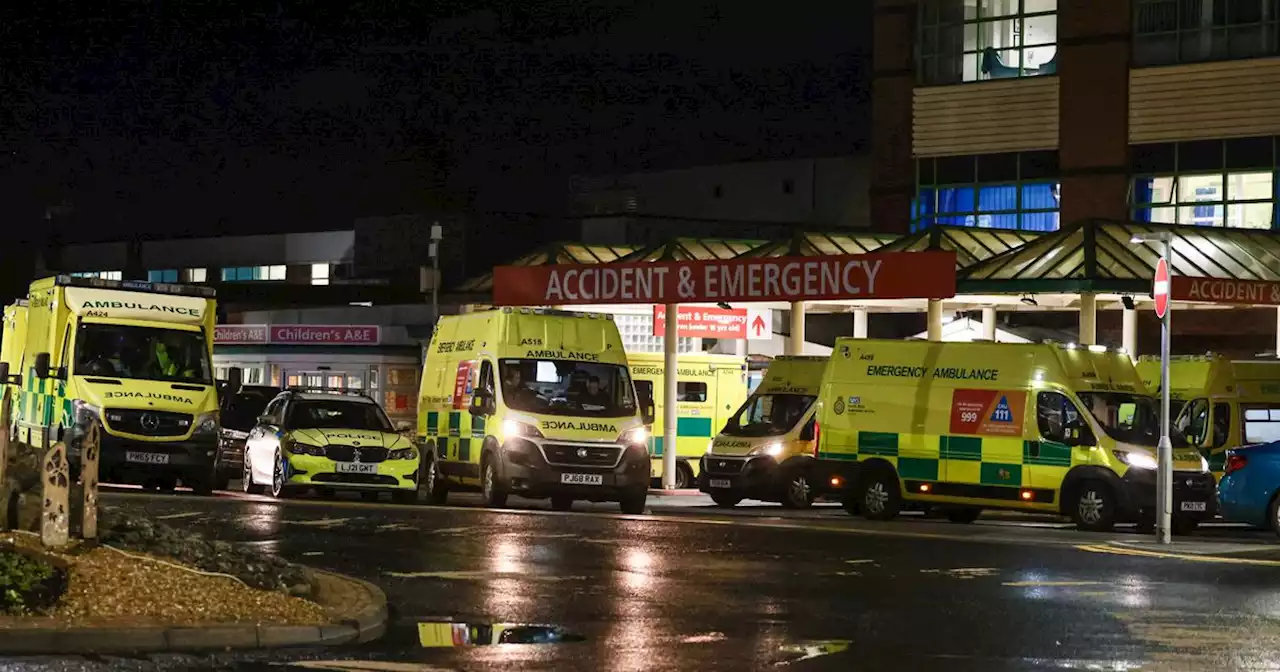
[[0, 550, 63, 614]]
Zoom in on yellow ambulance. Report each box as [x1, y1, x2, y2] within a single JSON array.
[[7, 275, 225, 494], [1, 301, 28, 408], [700, 356, 829, 508], [1141, 354, 1280, 476], [815, 339, 1215, 532], [417, 308, 654, 514], [627, 352, 748, 489]]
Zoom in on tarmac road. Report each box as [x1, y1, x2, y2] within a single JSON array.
[[8, 489, 1280, 671]]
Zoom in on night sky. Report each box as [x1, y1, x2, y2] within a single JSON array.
[[0, 1, 871, 253]]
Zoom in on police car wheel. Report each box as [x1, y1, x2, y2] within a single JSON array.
[[858, 468, 901, 521], [242, 456, 265, 495], [270, 451, 289, 499], [1070, 479, 1116, 532]]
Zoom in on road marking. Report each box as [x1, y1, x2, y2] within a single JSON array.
[[1077, 544, 1280, 566], [1003, 580, 1104, 587], [920, 567, 999, 579], [281, 662, 457, 671], [283, 517, 354, 528], [384, 570, 587, 582], [844, 559, 876, 565], [154, 511, 202, 520]]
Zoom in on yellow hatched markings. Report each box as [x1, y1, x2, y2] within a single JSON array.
[[1077, 543, 1280, 567]]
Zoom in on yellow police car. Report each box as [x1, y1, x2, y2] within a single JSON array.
[[242, 389, 420, 502]]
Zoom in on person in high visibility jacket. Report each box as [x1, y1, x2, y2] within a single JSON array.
[[152, 334, 196, 380]]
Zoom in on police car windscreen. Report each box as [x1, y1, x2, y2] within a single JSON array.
[[1077, 391, 1187, 448], [75, 323, 211, 385], [287, 400, 393, 432], [722, 394, 815, 437], [499, 359, 637, 418]]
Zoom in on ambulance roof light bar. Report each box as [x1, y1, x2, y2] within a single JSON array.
[[54, 274, 217, 299]]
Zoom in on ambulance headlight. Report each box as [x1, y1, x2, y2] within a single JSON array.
[[1113, 450, 1157, 470], [705, 440, 715, 455], [73, 400, 100, 428], [750, 442, 784, 457], [193, 412, 219, 436], [618, 426, 647, 447], [503, 419, 544, 439], [1200, 455, 1209, 472]]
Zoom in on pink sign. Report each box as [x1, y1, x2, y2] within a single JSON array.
[[214, 324, 380, 345]]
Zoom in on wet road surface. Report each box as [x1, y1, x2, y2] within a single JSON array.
[[8, 491, 1280, 671]]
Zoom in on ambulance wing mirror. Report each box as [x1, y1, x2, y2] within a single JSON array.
[[637, 388, 655, 425], [226, 367, 243, 394], [471, 388, 496, 416], [32, 353, 51, 380], [1062, 416, 1094, 447], [0, 362, 8, 385]]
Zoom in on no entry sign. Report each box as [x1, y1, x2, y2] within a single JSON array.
[[491, 251, 957, 306], [1153, 258, 1170, 318]]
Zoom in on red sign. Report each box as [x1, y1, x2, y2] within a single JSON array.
[[750, 314, 768, 338], [949, 389, 1026, 437], [452, 361, 475, 410], [652, 305, 747, 338], [491, 252, 957, 306], [1172, 276, 1280, 306], [269, 325, 380, 345], [214, 325, 268, 344], [1153, 258, 1170, 318]]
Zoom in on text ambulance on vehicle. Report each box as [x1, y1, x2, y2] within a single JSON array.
[[814, 339, 1216, 533], [4, 276, 225, 494], [700, 356, 828, 509], [417, 308, 655, 514], [1139, 354, 1280, 476], [627, 352, 747, 490]]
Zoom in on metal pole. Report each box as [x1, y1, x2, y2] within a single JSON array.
[[429, 223, 442, 327], [662, 304, 680, 490], [1157, 237, 1173, 545]]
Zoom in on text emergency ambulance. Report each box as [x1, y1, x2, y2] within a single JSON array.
[[700, 356, 829, 508], [814, 339, 1215, 533], [627, 352, 747, 489], [417, 308, 654, 514], [5, 276, 224, 494], [1139, 354, 1280, 477]]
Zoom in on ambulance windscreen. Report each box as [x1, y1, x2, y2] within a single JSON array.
[[499, 359, 638, 418], [722, 394, 815, 438], [74, 323, 211, 385], [1076, 391, 1186, 448]]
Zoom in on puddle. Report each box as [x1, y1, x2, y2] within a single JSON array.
[[418, 621, 586, 646], [776, 640, 852, 665]]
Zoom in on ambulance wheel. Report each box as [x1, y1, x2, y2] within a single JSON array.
[[619, 489, 647, 515], [1069, 479, 1117, 532], [424, 456, 449, 505], [674, 462, 695, 490], [711, 493, 742, 508], [857, 467, 901, 521], [551, 495, 574, 511], [945, 507, 982, 524], [242, 455, 265, 495], [779, 466, 815, 509], [481, 456, 508, 508]]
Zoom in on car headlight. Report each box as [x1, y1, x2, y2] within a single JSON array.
[[389, 447, 419, 460], [73, 400, 100, 428], [750, 442, 784, 457], [503, 419, 544, 438], [193, 412, 219, 435], [283, 437, 326, 457], [1200, 455, 1209, 472], [705, 440, 715, 455], [1113, 450, 1158, 470], [618, 426, 648, 446]]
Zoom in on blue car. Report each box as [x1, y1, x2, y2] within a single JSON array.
[[1218, 441, 1280, 535]]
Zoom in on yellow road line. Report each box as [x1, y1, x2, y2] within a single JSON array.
[[1002, 580, 1105, 587], [1077, 544, 1280, 566]]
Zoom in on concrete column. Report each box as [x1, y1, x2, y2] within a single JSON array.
[[981, 307, 997, 341], [1079, 293, 1097, 345], [733, 336, 747, 358], [662, 303, 679, 490], [927, 300, 944, 342], [788, 301, 806, 355], [1123, 306, 1138, 360], [853, 309, 869, 339]]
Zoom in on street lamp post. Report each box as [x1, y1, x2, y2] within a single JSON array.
[[429, 223, 443, 326], [1132, 231, 1174, 545]]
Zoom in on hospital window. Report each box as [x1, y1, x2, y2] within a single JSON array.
[[221, 265, 287, 281], [311, 263, 330, 286], [183, 268, 207, 283], [610, 313, 699, 354], [1244, 406, 1280, 443], [913, 151, 1060, 232], [677, 382, 708, 403], [1130, 137, 1279, 229], [1134, 0, 1280, 67], [918, 0, 1058, 85], [71, 271, 123, 280], [147, 269, 178, 283]]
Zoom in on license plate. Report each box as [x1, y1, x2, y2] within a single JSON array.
[[125, 451, 169, 465], [709, 478, 732, 489], [561, 473, 603, 486], [1180, 501, 1207, 512], [336, 462, 378, 475]]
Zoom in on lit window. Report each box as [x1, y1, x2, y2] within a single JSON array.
[[1134, 0, 1280, 67], [918, 0, 1058, 85], [913, 152, 1060, 232], [72, 271, 123, 281], [184, 268, 207, 283], [221, 265, 289, 281], [1132, 171, 1275, 229], [147, 269, 179, 283], [311, 263, 331, 286]]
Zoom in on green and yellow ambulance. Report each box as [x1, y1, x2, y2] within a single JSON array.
[[814, 339, 1215, 532], [417, 308, 654, 514], [627, 352, 748, 489]]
